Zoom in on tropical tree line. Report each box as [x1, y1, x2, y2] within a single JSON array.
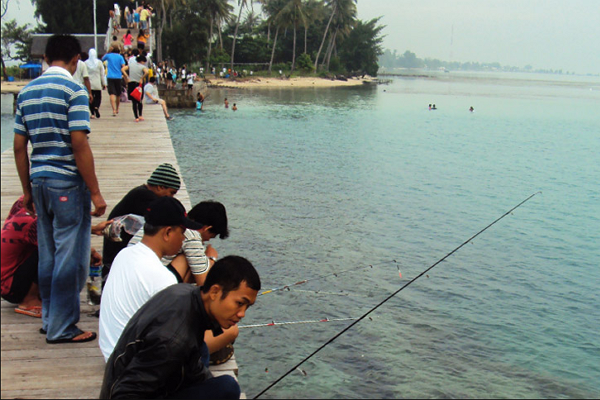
[[23, 0, 385, 77], [378, 49, 581, 75]]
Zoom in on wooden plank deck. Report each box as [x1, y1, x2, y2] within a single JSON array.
[[1, 94, 241, 398]]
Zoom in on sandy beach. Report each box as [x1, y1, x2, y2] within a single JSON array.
[[205, 75, 377, 89], [2, 75, 376, 94]]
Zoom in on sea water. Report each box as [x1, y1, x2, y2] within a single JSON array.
[[168, 72, 599, 399], [2, 72, 598, 398]]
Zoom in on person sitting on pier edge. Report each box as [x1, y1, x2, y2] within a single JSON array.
[[100, 255, 260, 399], [99, 196, 196, 361], [127, 200, 239, 364], [101, 163, 181, 283], [1, 197, 108, 319], [143, 77, 173, 120]]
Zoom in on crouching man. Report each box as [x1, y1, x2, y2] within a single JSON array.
[[99, 256, 260, 399]]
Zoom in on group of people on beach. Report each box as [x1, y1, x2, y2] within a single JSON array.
[[2, 33, 256, 399]]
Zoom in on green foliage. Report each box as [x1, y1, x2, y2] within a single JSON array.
[[161, 1, 209, 67], [1, 65, 20, 78], [2, 19, 33, 62], [328, 56, 345, 75], [296, 52, 314, 72], [209, 48, 230, 65], [32, 0, 114, 33], [339, 17, 384, 76]]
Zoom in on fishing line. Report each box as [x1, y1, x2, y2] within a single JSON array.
[[258, 260, 398, 296], [253, 192, 541, 398]]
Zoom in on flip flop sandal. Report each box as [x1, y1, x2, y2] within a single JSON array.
[[46, 330, 97, 344], [14, 306, 42, 318]]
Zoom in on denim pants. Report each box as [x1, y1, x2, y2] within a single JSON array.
[[31, 177, 91, 340], [167, 375, 240, 399]]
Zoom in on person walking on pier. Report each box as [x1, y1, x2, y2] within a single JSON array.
[[13, 34, 107, 344], [86, 48, 107, 119], [102, 46, 127, 116]]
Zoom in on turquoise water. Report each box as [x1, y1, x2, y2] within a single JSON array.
[[2, 73, 598, 398], [168, 73, 599, 399]]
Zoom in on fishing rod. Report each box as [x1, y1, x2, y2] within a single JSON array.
[[239, 316, 361, 329], [258, 260, 398, 296], [253, 192, 541, 398]]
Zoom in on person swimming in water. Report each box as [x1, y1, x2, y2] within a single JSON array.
[[232, 103, 237, 111], [196, 92, 204, 111], [469, 106, 474, 112], [224, 98, 229, 108]]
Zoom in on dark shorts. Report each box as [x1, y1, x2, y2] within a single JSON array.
[[1, 250, 39, 304], [166, 263, 183, 283], [107, 78, 122, 96]]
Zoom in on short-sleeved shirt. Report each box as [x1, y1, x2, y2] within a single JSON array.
[[102, 53, 126, 79], [72, 60, 89, 85], [129, 226, 209, 276], [143, 83, 158, 104], [14, 66, 90, 181], [99, 242, 178, 361], [1, 198, 38, 297]]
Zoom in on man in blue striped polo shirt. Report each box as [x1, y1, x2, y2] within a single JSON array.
[[14, 34, 107, 344]]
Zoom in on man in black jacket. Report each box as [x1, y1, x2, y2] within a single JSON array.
[[99, 256, 260, 399]]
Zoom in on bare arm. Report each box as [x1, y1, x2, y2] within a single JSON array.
[[121, 65, 129, 83], [71, 130, 106, 217], [83, 77, 93, 103], [13, 134, 34, 214]]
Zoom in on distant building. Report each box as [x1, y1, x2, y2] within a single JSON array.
[[31, 34, 109, 60]]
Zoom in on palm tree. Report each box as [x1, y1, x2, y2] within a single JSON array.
[[302, 0, 322, 54], [230, 0, 248, 73], [324, 0, 356, 70], [262, 0, 286, 74], [313, 0, 355, 72], [203, 0, 233, 72], [276, 0, 307, 73]]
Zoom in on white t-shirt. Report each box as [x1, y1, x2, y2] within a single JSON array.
[[99, 242, 178, 361], [72, 60, 89, 85]]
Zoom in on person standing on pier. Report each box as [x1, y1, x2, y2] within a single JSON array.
[[13, 34, 107, 344]]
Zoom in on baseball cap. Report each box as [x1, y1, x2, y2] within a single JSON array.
[[144, 197, 204, 230]]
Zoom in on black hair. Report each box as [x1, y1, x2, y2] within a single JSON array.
[[143, 222, 178, 236], [149, 76, 156, 83], [45, 34, 81, 63], [132, 49, 140, 57], [201, 256, 261, 297], [187, 201, 229, 239], [136, 54, 147, 63], [112, 36, 117, 41], [80, 52, 89, 61]]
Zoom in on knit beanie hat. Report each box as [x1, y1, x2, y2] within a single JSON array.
[[147, 163, 181, 190]]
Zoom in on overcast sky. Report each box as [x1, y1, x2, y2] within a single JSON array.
[[3, 0, 599, 74]]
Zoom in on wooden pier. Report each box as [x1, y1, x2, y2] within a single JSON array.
[[1, 93, 242, 398]]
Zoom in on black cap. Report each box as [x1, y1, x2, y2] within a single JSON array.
[[145, 197, 204, 230]]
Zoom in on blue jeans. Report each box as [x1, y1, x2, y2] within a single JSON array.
[[168, 375, 240, 399], [31, 177, 91, 341]]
